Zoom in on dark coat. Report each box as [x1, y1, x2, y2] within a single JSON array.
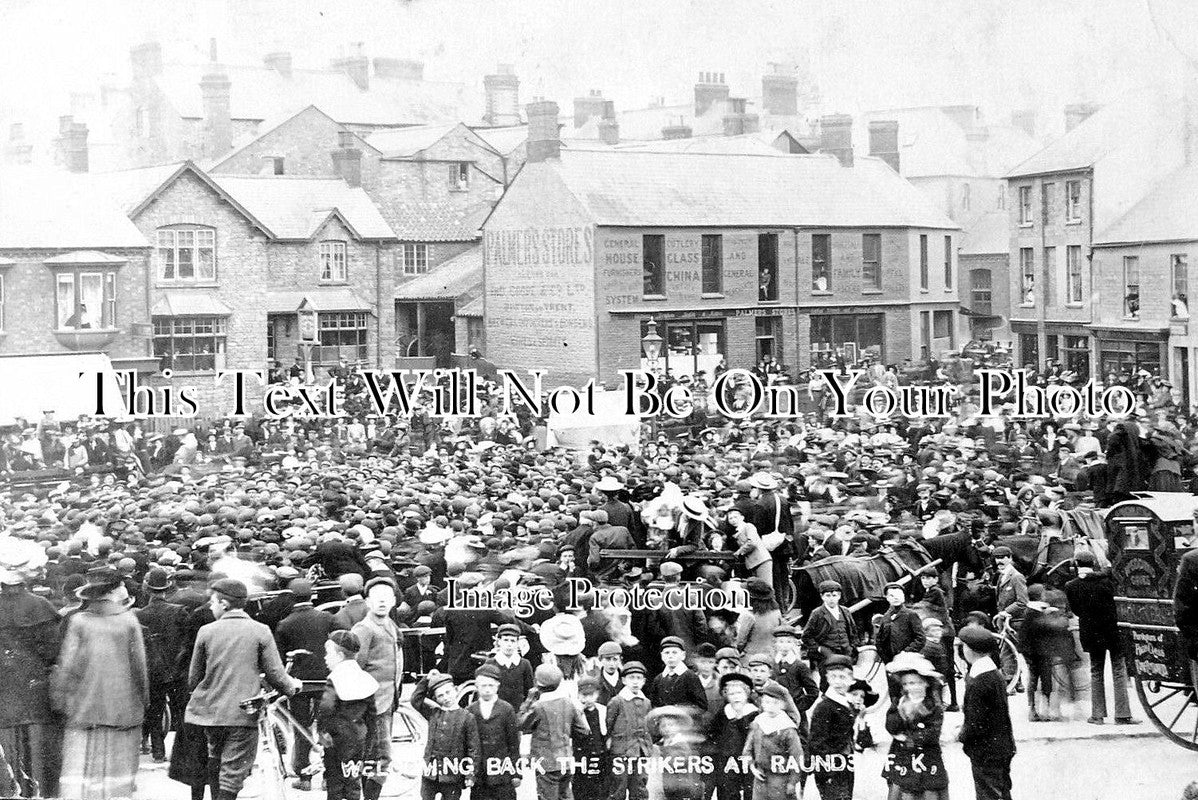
[[467, 698, 520, 786], [136, 596, 188, 684], [960, 664, 1016, 762], [1104, 421, 1149, 496], [485, 657, 535, 712], [1175, 549, 1198, 659], [876, 605, 926, 663], [802, 605, 858, 663], [411, 677, 481, 784], [648, 668, 709, 710], [520, 691, 589, 770], [275, 603, 337, 680], [807, 695, 854, 756], [443, 608, 507, 684], [1064, 572, 1122, 654], [310, 540, 370, 581], [606, 691, 652, 757], [0, 586, 61, 727]]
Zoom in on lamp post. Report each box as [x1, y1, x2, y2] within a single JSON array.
[[641, 317, 663, 439]]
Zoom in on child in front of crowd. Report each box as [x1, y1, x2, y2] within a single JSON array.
[[607, 662, 653, 800], [572, 677, 610, 800], [806, 655, 857, 800], [743, 683, 803, 800], [317, 630, 380, 800], [488, 622, 535, 712]]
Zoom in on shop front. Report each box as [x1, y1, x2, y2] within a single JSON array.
[[809, 312, 885, 368], [1091, 326, 1168, 381]]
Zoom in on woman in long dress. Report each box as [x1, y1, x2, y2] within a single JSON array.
[[52, 567, 149, 800]]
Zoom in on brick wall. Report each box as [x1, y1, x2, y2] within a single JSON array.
[[796, 228, 913, 302], [0, 247, 152, 358], [1092, 241, 1196, 328], [1007, 172, 1092, 327], [960, 252, 1011, 341]]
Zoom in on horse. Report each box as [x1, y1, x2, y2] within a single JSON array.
[[792, 541, 933, 625]]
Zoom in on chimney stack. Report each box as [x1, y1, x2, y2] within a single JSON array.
[[373, 58, 423, 80], [525, 100, 561, 163], [573, 90, 606, 129], [819, 114, 854, 167], [331, 135, 363, 188], [662, 119, 693, 140], [1064, 102, 1100, 132], [264, 52, 292, 78], [762, 63, 798, 117], [868, 120, 900, 173], [694, 71, 729, 117], [130, 41, 163, 80], [332, 43, 370, 91], [722, 97, 759, 136], [483, 65, 520, 127], [1011, 109, 1036, 138], [55, 115, 89, 173], [200, 44, 233, 160], [6, 123, 32, 166], [598, 100, 619, 145]]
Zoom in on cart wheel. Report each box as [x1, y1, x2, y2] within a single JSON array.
[[1135, 676, 1198, 751]]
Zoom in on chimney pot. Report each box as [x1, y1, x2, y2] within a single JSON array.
[[525, 100, 561, 162], [573, 91, 606, 129], [695, 71, 731, 117], [484, 65, 521, 127], [56, 118, 89, 173], [820, 113, 854, 167], [868, 119, 900, 173]]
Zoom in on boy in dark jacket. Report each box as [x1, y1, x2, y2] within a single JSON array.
[[467, 664, 520, 800], [959, 626, 1016, 800], [806, 655, 857, 800], [317, 630, 380, 800], [519, 664, 590, 800], [486, 623, 535, 711], [572, 676, 610, 800], [607, 662, 653, 800], [412, 671, 481, 800], [1064, 552, 1139, 725]]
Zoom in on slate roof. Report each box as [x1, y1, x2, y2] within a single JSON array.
[[208, 175, 398, 240], [1007, 87, 1180, 178], [473, 126, 528, 156], [1095, 164, 1198, 245], [367, 123, 460, 158], [395, 246, 482, 300], [265, 288, 373, 313], [537, 150, 958, 229], [385, 195, 494, 242], [206, 106, 379, 171], [457, 297, 483, 316], [155, 63, 468, 126], [864, 107, 1040, 179], [0, 168, 148, 249], [614, 134, 784, 156], [85, 163, 186, 215]]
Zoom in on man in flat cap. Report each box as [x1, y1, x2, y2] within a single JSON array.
[[275, 578, 337, 790], [185, 578, 302, 800]]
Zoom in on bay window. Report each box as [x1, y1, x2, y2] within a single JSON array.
[[153, 316, 228, 372], [56, 271, 116, 329]]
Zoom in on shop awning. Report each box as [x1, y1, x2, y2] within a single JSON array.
[[265, 288, 373, 313], [150, 291, 233, 317], [0, 352, 128, 425]]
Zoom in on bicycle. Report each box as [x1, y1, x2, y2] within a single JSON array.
[[238, 650, 326, 800]]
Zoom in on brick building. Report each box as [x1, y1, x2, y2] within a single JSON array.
[[483, 102, 959, 387], [1005, 86, 1188, 378], [87, 162, 397, 409], [958, 210, 1011, 342], [0, 168, 156, 373], [1092, 164, 1198, 402]]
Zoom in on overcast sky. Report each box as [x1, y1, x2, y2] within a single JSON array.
[[0, 0, 1192, 127]]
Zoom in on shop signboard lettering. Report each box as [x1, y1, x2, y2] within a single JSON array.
[[1131, 629, 1170, 679]]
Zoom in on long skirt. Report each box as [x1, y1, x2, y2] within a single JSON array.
[[0, 722, 62, 797], [58, 725, 140, 800]]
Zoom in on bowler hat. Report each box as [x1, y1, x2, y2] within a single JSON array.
[[143, 568, 172, 592]]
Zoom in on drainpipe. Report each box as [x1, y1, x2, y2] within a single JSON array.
[[1087, 167, 1097, 381], [144, 246, 153, 362], [375, 243, 384, 368], [793, 228, 803, 370]]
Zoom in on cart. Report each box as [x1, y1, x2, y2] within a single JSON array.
[[1106, 492, 1198, 749]]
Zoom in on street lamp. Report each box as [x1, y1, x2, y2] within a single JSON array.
[[641, 317, 663, 440]]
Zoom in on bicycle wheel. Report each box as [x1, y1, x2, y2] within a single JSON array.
[[997, 634, 1027, 694], [456, 680, 477, 708]]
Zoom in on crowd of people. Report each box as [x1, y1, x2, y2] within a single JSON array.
[[1, 354, 1196, 800]]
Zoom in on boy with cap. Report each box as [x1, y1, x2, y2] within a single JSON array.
[[802, 580, 858, 685], [743, 682, 803, 800], [317, 630, 379, 800], [806, 655, 857, 800], [594, 640, 624, 704], [607, 662, 652, 800], [186, 578, 302, 800], [694, 642, 722, 713], [648, 636, 708, 711], [519, 664, 590, 800], [715, 647, 742, 677], [352, 577, 402, 800], [958, 626, 1016, 800], [276, 577, 338, 790], [572, 676, 610, 800], [771, 626, 818, 726], [487, 622, 535, 711], [412, 671, 481, 800], [706, 671, 757, 800], [468, 663, 520, 800], [875, 582, 926, 701]]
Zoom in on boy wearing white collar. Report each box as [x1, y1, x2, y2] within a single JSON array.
[[807, 655, 860, 800]]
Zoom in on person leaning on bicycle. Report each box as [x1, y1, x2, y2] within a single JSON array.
[[185, 578, 303, 800]]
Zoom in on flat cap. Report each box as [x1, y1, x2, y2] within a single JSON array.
[[660, 636, 686, 652], [329, 629, 361, 654], [597, 641, 623, 658], [474, 664, 502, 682], [958, 624, 999, 653], [620, 661, 647, 677], [210, 578, 248, 601]]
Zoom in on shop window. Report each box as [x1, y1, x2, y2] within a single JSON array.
[[810, 312, 883, 367], [1020, 248, 1035, 306], [811, 234, 830, 292], [758, 233, 779, 300], [919, 235, 929, 291], [862, 233, 881, 291], [1100, 340, 1159, 378], [314, 311, 368, 365], [1066, 246, 1083, 305], [643, 234, 665, 297], [701, 234, 723, 294], [1124, 256, 1140, 319], [153, 316, 228, 373], [319, 240, 348, 282], [1172, 254, 1189, 319], [157, 226, 216, 282], [56, 271, 116, 329], [1062, 335, 1090, 382], [643, 318, 726, 382], [1046, 334, 1060, 364]]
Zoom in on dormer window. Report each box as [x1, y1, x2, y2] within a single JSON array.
[[319, 241, 348, 282]]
